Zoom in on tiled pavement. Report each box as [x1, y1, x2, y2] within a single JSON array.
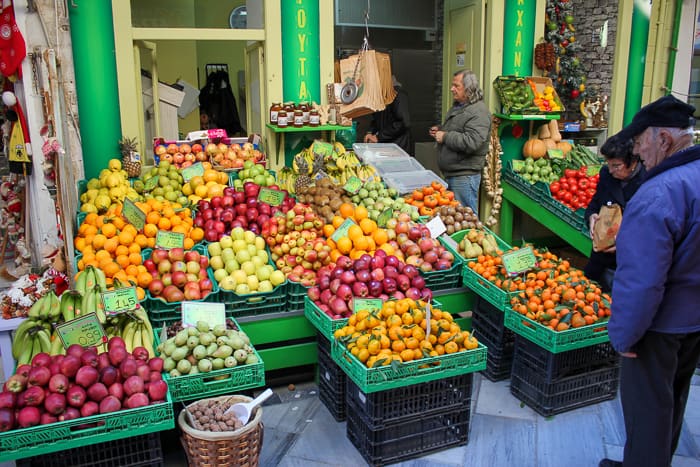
[[181, 371, 700, 467]]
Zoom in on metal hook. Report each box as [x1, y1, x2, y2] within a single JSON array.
[[363, 0, 371, 45]]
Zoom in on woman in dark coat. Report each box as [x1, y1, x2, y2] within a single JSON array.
[[584, 133, 646, 292]]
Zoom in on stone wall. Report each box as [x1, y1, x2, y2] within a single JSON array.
[[571, 0, 618, 100]]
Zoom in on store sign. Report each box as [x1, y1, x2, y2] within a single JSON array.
[[281, 0, 320, 103], [122, 197, 146, 231], [258, 187, 285, 206], [181, 302, 226, 329], [56, 313, 107, 349], [587, 165, 602, 176], [101, 287, 139, 315], [502, 0, 536, 75], [144, 175, 159, 191], [343, 176, 362, 194], [547, 149, 564, 159], [377, 208, 393, 228], [156, 230, 185, 249], [502, 246, 537, 275]]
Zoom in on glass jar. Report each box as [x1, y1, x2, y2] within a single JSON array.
[[299, 102, 310, 124], [293, 110, 304, 128], [284, 102, 295, 113], [309, 109, 320, 127], [277, 109, 289, 128], [269, 102, 281, 124]]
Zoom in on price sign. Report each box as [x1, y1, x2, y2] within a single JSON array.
[[377, 208, 393, 228], [122, 197, 146, 231], [182, 302, 226, 329], [156, 230, 185, 249], [258, 187, 285, 206], [56, 313, 107, 349], [425, 215, 447, 238], [439, 234, 459, 252], [512, 160, 525, 172], [587, 164, 602, 176], [502, 246, 537, 275], [547, 149, 564, 159], [343, 176, 362, 194], [311, 140, 334, 158], [143, 175, 159, 191], [331, 218, 357, 243], [353, 298, 383, 313], [101, 287, 139, 315], [181, 162, 205, 182]]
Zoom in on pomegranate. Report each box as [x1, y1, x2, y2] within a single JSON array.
[[125, 393, 149, 409], [119, 358, 138, 378], [66, 344, 85, 359], [40, 412, 58, 425], [3, 374, 26, 393], [108, 382, 124, 400], [66, 385, 87, 407], [148, 380, 167, 401], [0, 391, 16, 409], [80, 401, 99, 418], [59, 355, 81, 378], [99, 366, 118, 387], [87, 382, 109, 402], [59, 407, 80, 421], [108, 345, 127, 366], [28, 366, 51, 387], [123, 376, 145, 396], [80, 350, 98, 368], [148, 357, 164, 372], [31, 352, 52, 368]]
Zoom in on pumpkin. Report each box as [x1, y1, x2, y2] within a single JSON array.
[[523, 138, 547, 159], [549, 119, 563, 142], [542, 138, 557, 151], [556, 141, 573, 155]]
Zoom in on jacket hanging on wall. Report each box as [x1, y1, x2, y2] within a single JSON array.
[[199, 70, 243, 136]]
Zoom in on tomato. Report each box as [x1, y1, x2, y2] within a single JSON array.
[[550, 182, 561, 194], [578, 179, 589, 189], [567, 177, 578, 188], [578, 166, 588, 177], [562, 192, 573, 202], [586, 188, 596, 197], [559, 181, 569, 192], [564, 169, 578, 178]]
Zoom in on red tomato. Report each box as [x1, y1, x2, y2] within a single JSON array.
[[578, 179, 589, 189], [550, 182, 561, 194], [562, 192, 573, 202], [564, 169, 578, 179], [567, 177, 578, 188]]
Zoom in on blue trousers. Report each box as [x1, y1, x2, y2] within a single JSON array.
[[446, 174, 481, 215]]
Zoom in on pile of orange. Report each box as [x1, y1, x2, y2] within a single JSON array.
[[404, 182, 459, 216], [322, 203, 396, 262], [74, 199, 204, 296], [333, 298, 479, 368], [181, 167, 230, 204]]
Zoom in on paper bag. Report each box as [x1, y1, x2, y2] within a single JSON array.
[[593, 204, 622, 251], [374, 51, 397, 105], [338, 50, 386, 119]]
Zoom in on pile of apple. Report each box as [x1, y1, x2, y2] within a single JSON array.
[[193, 183, 295, 241], [0, 338, 167, 431], [208, 142, 265, 170], [207, 227, 286, 295], [262, 204, 333, 286], [154, 142, 208, 169], [144, 248, 215, 303], [391, 221, 456, 272], [309, 251, 433, 319], [231, 163, 276, 190]]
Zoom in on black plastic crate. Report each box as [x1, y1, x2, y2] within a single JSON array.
[[317, 332, 333, 355], [318, 336, 347, 422], [481, 351, 514, 382], [513, 335, 619, 380], [510, 356, 620, 417], [345, 373, 472, 428], [346, 400, 470, 467], [16, 432, 163, 467], [472, 297, 515, 381]]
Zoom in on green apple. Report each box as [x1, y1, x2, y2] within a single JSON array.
[[225, 259, 240, 274], [246, 275, 259, 291], [209, 256, 224, 271], [232, 239, 247, 253], [213, 268, 229, 283], [256, 250, 269, 265], [255, 237, 266, 251], [207, 242, 222, 257], [243, 231, 257, 245], [258, 280, 273, 293], [270, 270, 286, 287], [231, 270, 248, 285], [256, 265, 271, 282], [247, 244, 258, 258], [220, 276, 237, 291], [251, 256, 265, 270], [221, 248, 235, 263], [236, 249, 251, 264], [231, 227, 245, 241], [235, 283, 251, 295], [219, 235, 233, 249], [241, 261, 256, 276]]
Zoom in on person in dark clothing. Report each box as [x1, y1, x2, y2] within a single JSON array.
[[199, 70, 243, 136], [583, 133, 646, 292], [363, 76, 413, 155], [599, 95, 700, 467]]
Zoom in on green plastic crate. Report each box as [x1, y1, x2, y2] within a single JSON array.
[[501, 161, 550, 201], [462, 266, 519, 312], [220, 280, 288, 317], [419, 254, 463, 291], [306, 297, 444, 341], [155, 322, 265, 402], [287, 281, 309, 311], [0, 391, 174, 462], [538, 184, 587, 232], [440, 228, 512, 261], [503, 307, 610, 353], [331, 339, 487, 393]]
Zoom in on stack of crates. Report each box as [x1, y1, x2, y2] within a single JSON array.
[[317, 333, 347, 422], [470, 296, 515, 381], [345, 373, 473, 466], [510, 336, 620, 416], [16, 432, 163, 467]]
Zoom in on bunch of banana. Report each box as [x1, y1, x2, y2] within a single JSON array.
[[26, 290, 62, 323], [277, 166, 297, 193], [334, 151, 361, 170], [118, 306, 156, 357], [59, 289, 83, 322], [13, 319, 54, 365], [333, 141, 346, 157], [75, 264, 107, 296], [357, 164, 382, 183], [81, 284, 107, 324], [292, 148, 314, 175]]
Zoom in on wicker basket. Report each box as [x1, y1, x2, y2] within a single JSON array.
[[178, 395, 264, 467]]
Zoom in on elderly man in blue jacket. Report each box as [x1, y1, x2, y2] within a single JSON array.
[[599, 96, 700, 467]]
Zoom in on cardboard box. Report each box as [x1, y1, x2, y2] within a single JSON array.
[[526, 76, 566, 113]]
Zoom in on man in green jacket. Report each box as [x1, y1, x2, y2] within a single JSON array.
[[430, 70, 491, 215]]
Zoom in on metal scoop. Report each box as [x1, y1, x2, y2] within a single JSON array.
[[226, 388, 273, 424]]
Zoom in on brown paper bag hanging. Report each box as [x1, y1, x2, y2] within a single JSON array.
[[374, 51, 397, 106], [593, 204, 623, 251], [338, 49, 386, 119]]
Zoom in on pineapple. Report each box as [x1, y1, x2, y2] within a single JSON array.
[[311, 152, 324, 176], [119, 136, 141, 178]]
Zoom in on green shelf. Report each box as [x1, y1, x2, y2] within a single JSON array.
[[265, 123, 351, 133], [494, 113, 561, 121]]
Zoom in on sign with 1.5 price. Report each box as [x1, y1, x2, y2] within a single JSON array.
[[101, 287, 139, 315], [56, 313, 107, 349]]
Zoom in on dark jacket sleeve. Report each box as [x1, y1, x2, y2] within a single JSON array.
[[376, 91, 411, 142], [443, 102, 491, 156], [584, 166, 611, 223]]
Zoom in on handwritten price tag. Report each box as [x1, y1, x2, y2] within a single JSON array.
[[101, 287, 139, 315], [352, 298, 383, 313], [343, 176, 362, 194], [143, 175, 159, 191], [425, 215, 447, 238], [547, 149, 564, 159], [331, 218, 357, 243], [377, 208, 393, 228], [181, 302, 226, 329], [587, 164, 602, 176], [258, 187, 285, 206], [502, 246, 537, 275], [181, 162, 205, 182], [156, 230, 185, 249], [512, 160, 525, 172], [122, 197, 146, 231], [56, 313, 107, 349]]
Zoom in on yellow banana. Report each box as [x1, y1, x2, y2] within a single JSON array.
[[122, 321, 137, 353], [132, 323, 143, 349], [50, 331, 64, 356], [36, 329, 52, 354]]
